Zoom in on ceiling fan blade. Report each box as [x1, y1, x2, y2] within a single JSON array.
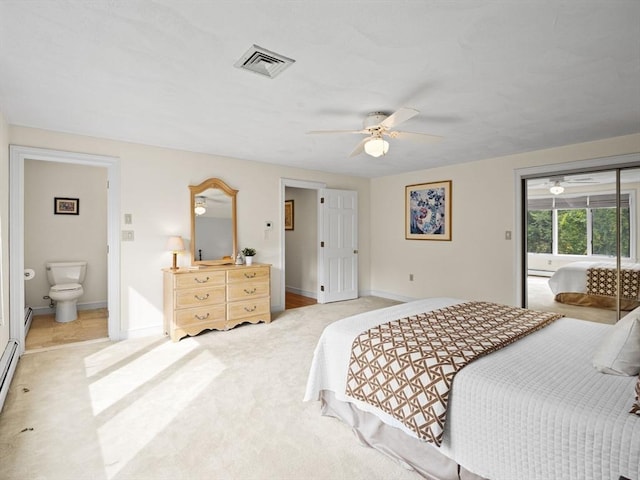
[[349, 137, 370, 157], [380, 107, 419, 129], [307, 129, 367, 135], [388, 131, 443, 143]]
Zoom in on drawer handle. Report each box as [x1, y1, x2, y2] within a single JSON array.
[[244, 288, 257, 294], [244, 305, 257, 312], [244, 272, 257, 278], [195, 312, 210, 320], [194, 276, 210, 283], [195, 293, 210, 301]]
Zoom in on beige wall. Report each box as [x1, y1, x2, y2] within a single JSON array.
[[9, 126, 371, 336], [24, 160, 108, 310], [370, 134, 640, 305], [6, 124, 640, 337], [0, 110, 8, 348], [284, 187, 318, 297]]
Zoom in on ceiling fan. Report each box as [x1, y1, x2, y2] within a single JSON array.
[[308, 107, 443, 158], [546, 175, 598, 195]]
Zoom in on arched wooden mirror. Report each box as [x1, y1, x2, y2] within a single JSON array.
[[189, 178, 238, 265]]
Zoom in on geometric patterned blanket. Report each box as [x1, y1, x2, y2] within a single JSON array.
[[587, 267, 640, 300], [345, 301, 562, 446]]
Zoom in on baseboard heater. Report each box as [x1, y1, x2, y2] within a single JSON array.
[[25, 306, 33, 336], [0, 340, 19, 413]]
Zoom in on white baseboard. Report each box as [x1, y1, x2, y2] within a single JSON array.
[[362, 290, 417, 303], [31, 300, 108, 316], [528, 270, 553, 277], [119, 326, 164, 341], [285, 286, 317, 299]]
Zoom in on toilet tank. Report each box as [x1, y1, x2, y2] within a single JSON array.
[[46, 261, 87, 285]]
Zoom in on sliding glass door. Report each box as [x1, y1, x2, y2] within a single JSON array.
[[525, 167, 640, 324]]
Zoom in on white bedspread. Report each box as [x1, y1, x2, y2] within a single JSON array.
[[304, 298, 640, 480], [548, 260, 640, 295]]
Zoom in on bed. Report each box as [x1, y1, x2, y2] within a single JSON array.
[[304, 298, 640, 480], [548, 261, 640, 310]]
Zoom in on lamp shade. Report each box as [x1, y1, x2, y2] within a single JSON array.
[[364, 137, 389, 158], [165, 236, 185, 252]]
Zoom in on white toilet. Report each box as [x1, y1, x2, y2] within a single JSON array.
[[46, 261, 87, 323]]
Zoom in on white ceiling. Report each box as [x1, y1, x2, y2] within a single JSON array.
[[0, 1, 638, 178]]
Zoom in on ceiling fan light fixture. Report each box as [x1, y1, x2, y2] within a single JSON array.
[[364, 137, 389, 158], [549, 182, 564, 195], [194, 196, 207, 215]]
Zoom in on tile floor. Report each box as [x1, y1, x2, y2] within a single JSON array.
[[25, 308, 109, 351]]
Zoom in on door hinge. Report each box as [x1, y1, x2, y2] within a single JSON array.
[[320, 241, 324, 247], [320, 197, 325, 204], [321, 285, 325, 292], [107, 180, 110, 189]]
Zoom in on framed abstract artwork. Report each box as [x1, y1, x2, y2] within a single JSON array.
[[54, 197, 80, 215], [284, 199, 294, 230], [405, 181, 451, 241]]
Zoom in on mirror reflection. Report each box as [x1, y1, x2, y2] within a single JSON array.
[[525, 167, 640, 324], [189, 178, 238, 265]]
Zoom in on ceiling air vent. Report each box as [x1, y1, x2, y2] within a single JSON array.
[[234, 45, 295, 79]]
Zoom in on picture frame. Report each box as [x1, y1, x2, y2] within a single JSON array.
[[284, 199, 294, 230], [405, 180, 452, 241], [54, 197, 80, 215]]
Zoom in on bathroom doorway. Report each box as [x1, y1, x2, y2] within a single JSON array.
[[9, 146, 120, 355], [23, 160, 109, 350]]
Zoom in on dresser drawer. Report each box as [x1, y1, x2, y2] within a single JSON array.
[[174, 271, 226, 289], [175, 286, 225, 309], [227, 298, 271, 321], [227, 266, 269, 284], [175, 304, 226, 327], [227, 282, 269, 302]]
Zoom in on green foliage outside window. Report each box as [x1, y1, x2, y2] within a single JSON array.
[[557, 209, 587, 255], [527, 210, 552, 253], [592, 207, 630, 257], [527, 206, 630, 257]]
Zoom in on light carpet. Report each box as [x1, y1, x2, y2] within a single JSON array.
[[0, 296, 430, 480]]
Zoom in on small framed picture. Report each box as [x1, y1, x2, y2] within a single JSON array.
[[54, 197, 79, 215], [406, 181, 452, 241], [284, 199, 294, 230]]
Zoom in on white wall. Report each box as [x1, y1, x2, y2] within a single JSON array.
[[370, 134, 640, 305], [284, 187, 317, 297], [24, 160, 108, 310], [0, 110, 9, 348], [9, 126, 371, 337]]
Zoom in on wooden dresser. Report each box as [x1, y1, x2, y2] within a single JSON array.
[[163, 263, 271, 342]]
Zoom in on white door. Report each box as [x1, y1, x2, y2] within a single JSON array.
[[318, 189, 358, 303]]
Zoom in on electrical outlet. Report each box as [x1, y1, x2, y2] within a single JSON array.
[[121, 230, 134, 241]]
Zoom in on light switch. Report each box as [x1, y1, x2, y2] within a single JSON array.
[[505, 230, 512, 240], [124, 213, 132, 224]]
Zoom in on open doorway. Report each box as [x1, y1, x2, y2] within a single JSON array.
[[23, 159, 109, 350], [283, 185, 319, 310], [9, 146, 120, 355]]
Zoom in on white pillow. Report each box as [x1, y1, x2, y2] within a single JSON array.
[[592, 308, 640, 376]]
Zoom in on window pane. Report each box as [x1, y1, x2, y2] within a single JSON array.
[[592, 207, 630, 257], [557, 209, 587, 255], [527, 210, 552, 253]]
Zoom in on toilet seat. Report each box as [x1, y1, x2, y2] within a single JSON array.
[[51, 283, 82, 292]]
